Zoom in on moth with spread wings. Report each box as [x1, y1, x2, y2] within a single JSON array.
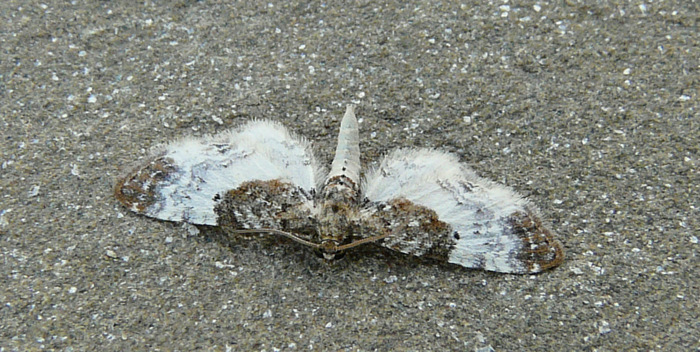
[[115, 105, 564, 274]]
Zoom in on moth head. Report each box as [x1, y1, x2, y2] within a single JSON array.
[[318, 239, 344, 260]]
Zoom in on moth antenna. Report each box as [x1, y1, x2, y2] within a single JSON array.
[[334, 232, 393, 251], [233, 229, 322, 249]]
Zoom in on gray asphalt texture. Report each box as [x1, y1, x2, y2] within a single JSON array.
[[1, 1, 697, 351]]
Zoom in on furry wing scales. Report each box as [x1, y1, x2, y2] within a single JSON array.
[[361, 148, 563, 274], [115, 121, 323, 225]]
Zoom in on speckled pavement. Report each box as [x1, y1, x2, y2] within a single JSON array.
[[1, 1, 697, 351]]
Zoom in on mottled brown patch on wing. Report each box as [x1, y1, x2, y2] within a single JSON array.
[[509, 210, 565, 273], [362, 198, 455, 260], [215, 180, 318, 241], [114, 157, 178, 213]]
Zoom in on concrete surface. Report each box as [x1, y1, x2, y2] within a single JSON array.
[[1, 1, 697, 351]]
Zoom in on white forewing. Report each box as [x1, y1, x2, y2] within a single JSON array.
[[362, 148, 534, 273], [115, 120, 323, 225]]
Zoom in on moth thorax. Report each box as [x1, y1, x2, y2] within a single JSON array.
[[323, 175, 359, 202], [318, 191, 357, 250]]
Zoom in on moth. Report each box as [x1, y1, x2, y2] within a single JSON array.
[[115, 105, 564, 274]]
